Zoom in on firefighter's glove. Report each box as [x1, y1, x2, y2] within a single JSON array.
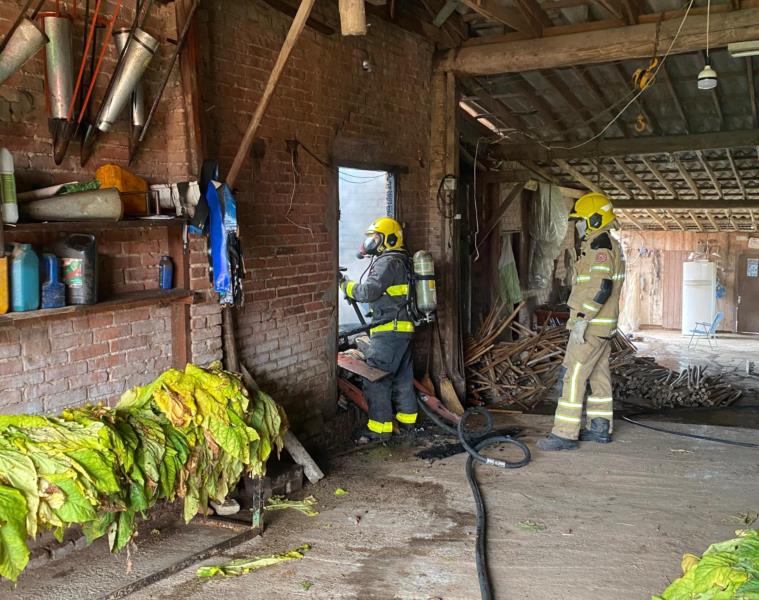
[[340, 279, 351, 297], [570, 318, 588, 345]]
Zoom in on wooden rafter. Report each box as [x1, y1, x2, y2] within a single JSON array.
[[514, 0, 552, 35], [751, 210, 757, 231], [672, 154, 702, 198], [646, 209, 669, 230], [519, 160, 561, 184], [492, 74, 571, 135], [659, 64, 690, 134], [620, 209, 644, 229], [540, 70, 599, 135], [614, 199, 759, 209], [598, 162, 633, 197], [591, 0, 626, 23], [696, 150, 723, 198], [746, 57, 758, 129], [726, 149, 747, 199], [555, 159, 602, 192], [641, 156, 678, 198], [688, 211, 705, 231], [459, 0, 537, 36], [437, 7, 759, 75], [612, 157, 654, 198], [571, 66, 630, 137], [496, 128, 759, 161], [668, 210, 686, 231], [460, 77, 530, 133], [620, 0, 641, 24], [705, 211, 720, 231]]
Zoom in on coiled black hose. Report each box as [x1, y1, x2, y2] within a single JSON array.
[[418, 399, 531, 600]]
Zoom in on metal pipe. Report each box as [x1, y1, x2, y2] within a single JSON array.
[[0, 17, 48, 86], [42, 15, 74, 120]]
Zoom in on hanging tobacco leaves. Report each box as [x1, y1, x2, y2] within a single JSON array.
[[0, 362, 287, 582]]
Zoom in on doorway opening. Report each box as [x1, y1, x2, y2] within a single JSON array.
[[337, 167, 396, 329]]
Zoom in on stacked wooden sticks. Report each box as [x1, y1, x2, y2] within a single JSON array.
[[465, 301, 567, 410], [465, 301, 742, 410]]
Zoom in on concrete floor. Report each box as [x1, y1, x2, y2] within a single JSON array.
[[9, 415, 758, 600]]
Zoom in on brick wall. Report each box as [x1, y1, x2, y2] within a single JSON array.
[[0, 1, 201, 412], [195, 0, 434, 447]]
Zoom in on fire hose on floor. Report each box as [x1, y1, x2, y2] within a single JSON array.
[[417, 401, 531, 600]]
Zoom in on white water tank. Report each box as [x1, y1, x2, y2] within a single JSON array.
[[682, 260, 716, 335]]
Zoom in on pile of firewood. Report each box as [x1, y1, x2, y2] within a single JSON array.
[[465, 301, 567, 410], [610, 355, 742, 408], [465, 301, 742, 410]]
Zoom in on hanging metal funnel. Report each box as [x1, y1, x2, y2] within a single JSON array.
[[43, 15, 74, 120], [0, 17, 48, 86], [113, 28, 146, 129], [96, 27, 158, 133]]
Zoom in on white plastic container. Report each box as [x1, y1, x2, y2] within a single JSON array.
[[0, 148, 18, 224]]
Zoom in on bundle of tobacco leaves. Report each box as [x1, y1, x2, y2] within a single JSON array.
[[0, 362, 287, 582]]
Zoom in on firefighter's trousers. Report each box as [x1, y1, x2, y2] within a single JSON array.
[[551, 334, 614, 440], [364, 333, 417, 435]]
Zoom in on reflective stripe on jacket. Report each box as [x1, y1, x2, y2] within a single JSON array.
[[567, 228, 625, 338]]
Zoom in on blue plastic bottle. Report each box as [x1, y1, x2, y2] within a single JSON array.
[[10, 243, 39, 312], [41, 254, 65, 309]]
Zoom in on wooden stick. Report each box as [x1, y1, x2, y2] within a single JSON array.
[[226, 0, 318, 189], [338, 0, 367, 35]]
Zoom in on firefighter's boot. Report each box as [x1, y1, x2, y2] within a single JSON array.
[[536, 433, 579, 451], [579, 418, 612, 443]]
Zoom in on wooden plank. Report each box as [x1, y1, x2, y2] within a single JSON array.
[[554, 159, 602, 193], [612, 156, 653, 197], [476, 183, 525, 249], [598, 162, 633, 197], [540, 69, 599, 134], [747, 57, 758, 129], [460, 77, 529, 132], [620, 208, 643, 229], [672, 154, 701, 198], [519, 160, 560, 184], [688, 211, 705, 231], [227, 0, 318, 188], [668, 210, 686, 231], [646, 209, 669, 230], [572, 66, 630, 137], [495, 129, 759, 161], [436, 7, 759, 75], [0, 289, 191, 327], [641, 156, 678, 198], [705, 211, 720, 231], [696, 150, 723, 198], [515, 0, 553, 30], [613, 199, 759, 209], [458, 0, 536, 35], [260, 0, 335, 34]]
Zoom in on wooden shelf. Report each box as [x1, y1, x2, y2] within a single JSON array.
[[5, 218, 187, 234], [0, 289, 192, 326]]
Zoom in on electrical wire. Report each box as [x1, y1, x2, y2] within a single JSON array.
[[472, 137, 485, 262], [286, 149, 315, 238], [437, 174, 457, 219]]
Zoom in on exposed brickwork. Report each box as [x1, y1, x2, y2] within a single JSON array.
[[196, 0, 435, 447]]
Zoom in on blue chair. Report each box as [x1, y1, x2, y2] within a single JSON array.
[[688, 312, 724, 350]]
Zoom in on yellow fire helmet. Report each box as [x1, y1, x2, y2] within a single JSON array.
[[570, 192, 616, 232], [360, 217, 404, 256]]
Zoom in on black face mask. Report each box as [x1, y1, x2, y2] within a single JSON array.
[[358, 233, 383, 258]]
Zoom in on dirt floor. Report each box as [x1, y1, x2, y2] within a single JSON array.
[[9, 414, 758, 600]]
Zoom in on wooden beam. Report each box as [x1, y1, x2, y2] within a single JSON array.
[[541, 0, 592, 10], [259, 0, 335, 34], [540, 70, 599, 135], [705, 211, 720, 231], [436, 7, 759, 75], [572, 66, 630, 137], [659, 63, 690, 134], [688, 211, 705, 231], [613, 199, 759, 209], [726, 149, 748, 199], [598, 162, 633, 197], [460, 77, 529, 133], [515, 0, 553, 30], [519, 160, 560, 184], [620, 0, 641, 24], [476, 183, 525, 249], [591, 0, 625, 23], [496, 129, 759, 161], [641, 157, 678, 198], [672, 154, 702, 198], [611, 156, 653, 198], [458, 0, 537, 35], [668, 210, 686, 231], [507, 74, 571, 134], [555, 159, 602, 193], [646, 209, 669, 230], [751, 209, 757, 231], [227, 0, 317, 188], [747, 57, 758, 129], [696, 150, 723, 198], [620, 209, 644, 229]]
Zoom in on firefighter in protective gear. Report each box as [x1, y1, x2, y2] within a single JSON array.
[[537, 193, 626, 451], [340, 217, 418, 443]]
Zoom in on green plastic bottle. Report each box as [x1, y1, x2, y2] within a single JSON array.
[[0, 148, 18, 225]]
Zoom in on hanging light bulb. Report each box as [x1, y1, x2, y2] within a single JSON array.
[[699, 0, 718, 90]]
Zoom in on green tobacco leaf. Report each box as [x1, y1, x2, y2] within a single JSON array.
[[112, 510, 135, 553], [82, 512, 115, 545], [52, 478, 96, 524], [0, 485, 29, 582], [0, 449, 39, 538], [66, 449, 120, 495], [265, 496, 319, 517], [197, 544, 311, 578]]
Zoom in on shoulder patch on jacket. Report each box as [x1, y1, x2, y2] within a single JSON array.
[[590, 232, 613, 250]]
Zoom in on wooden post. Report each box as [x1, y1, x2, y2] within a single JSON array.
[[169, 223, 191, 369], [226, 0, 317, 189], [338, 0, 367, 35]]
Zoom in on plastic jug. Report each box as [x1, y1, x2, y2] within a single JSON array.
[[55, 234, 97, 305], [0, 148, 18, 225], [41, 253, 65, 309], [0, 250, 8, 315], [10, 243, 39, 312]]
